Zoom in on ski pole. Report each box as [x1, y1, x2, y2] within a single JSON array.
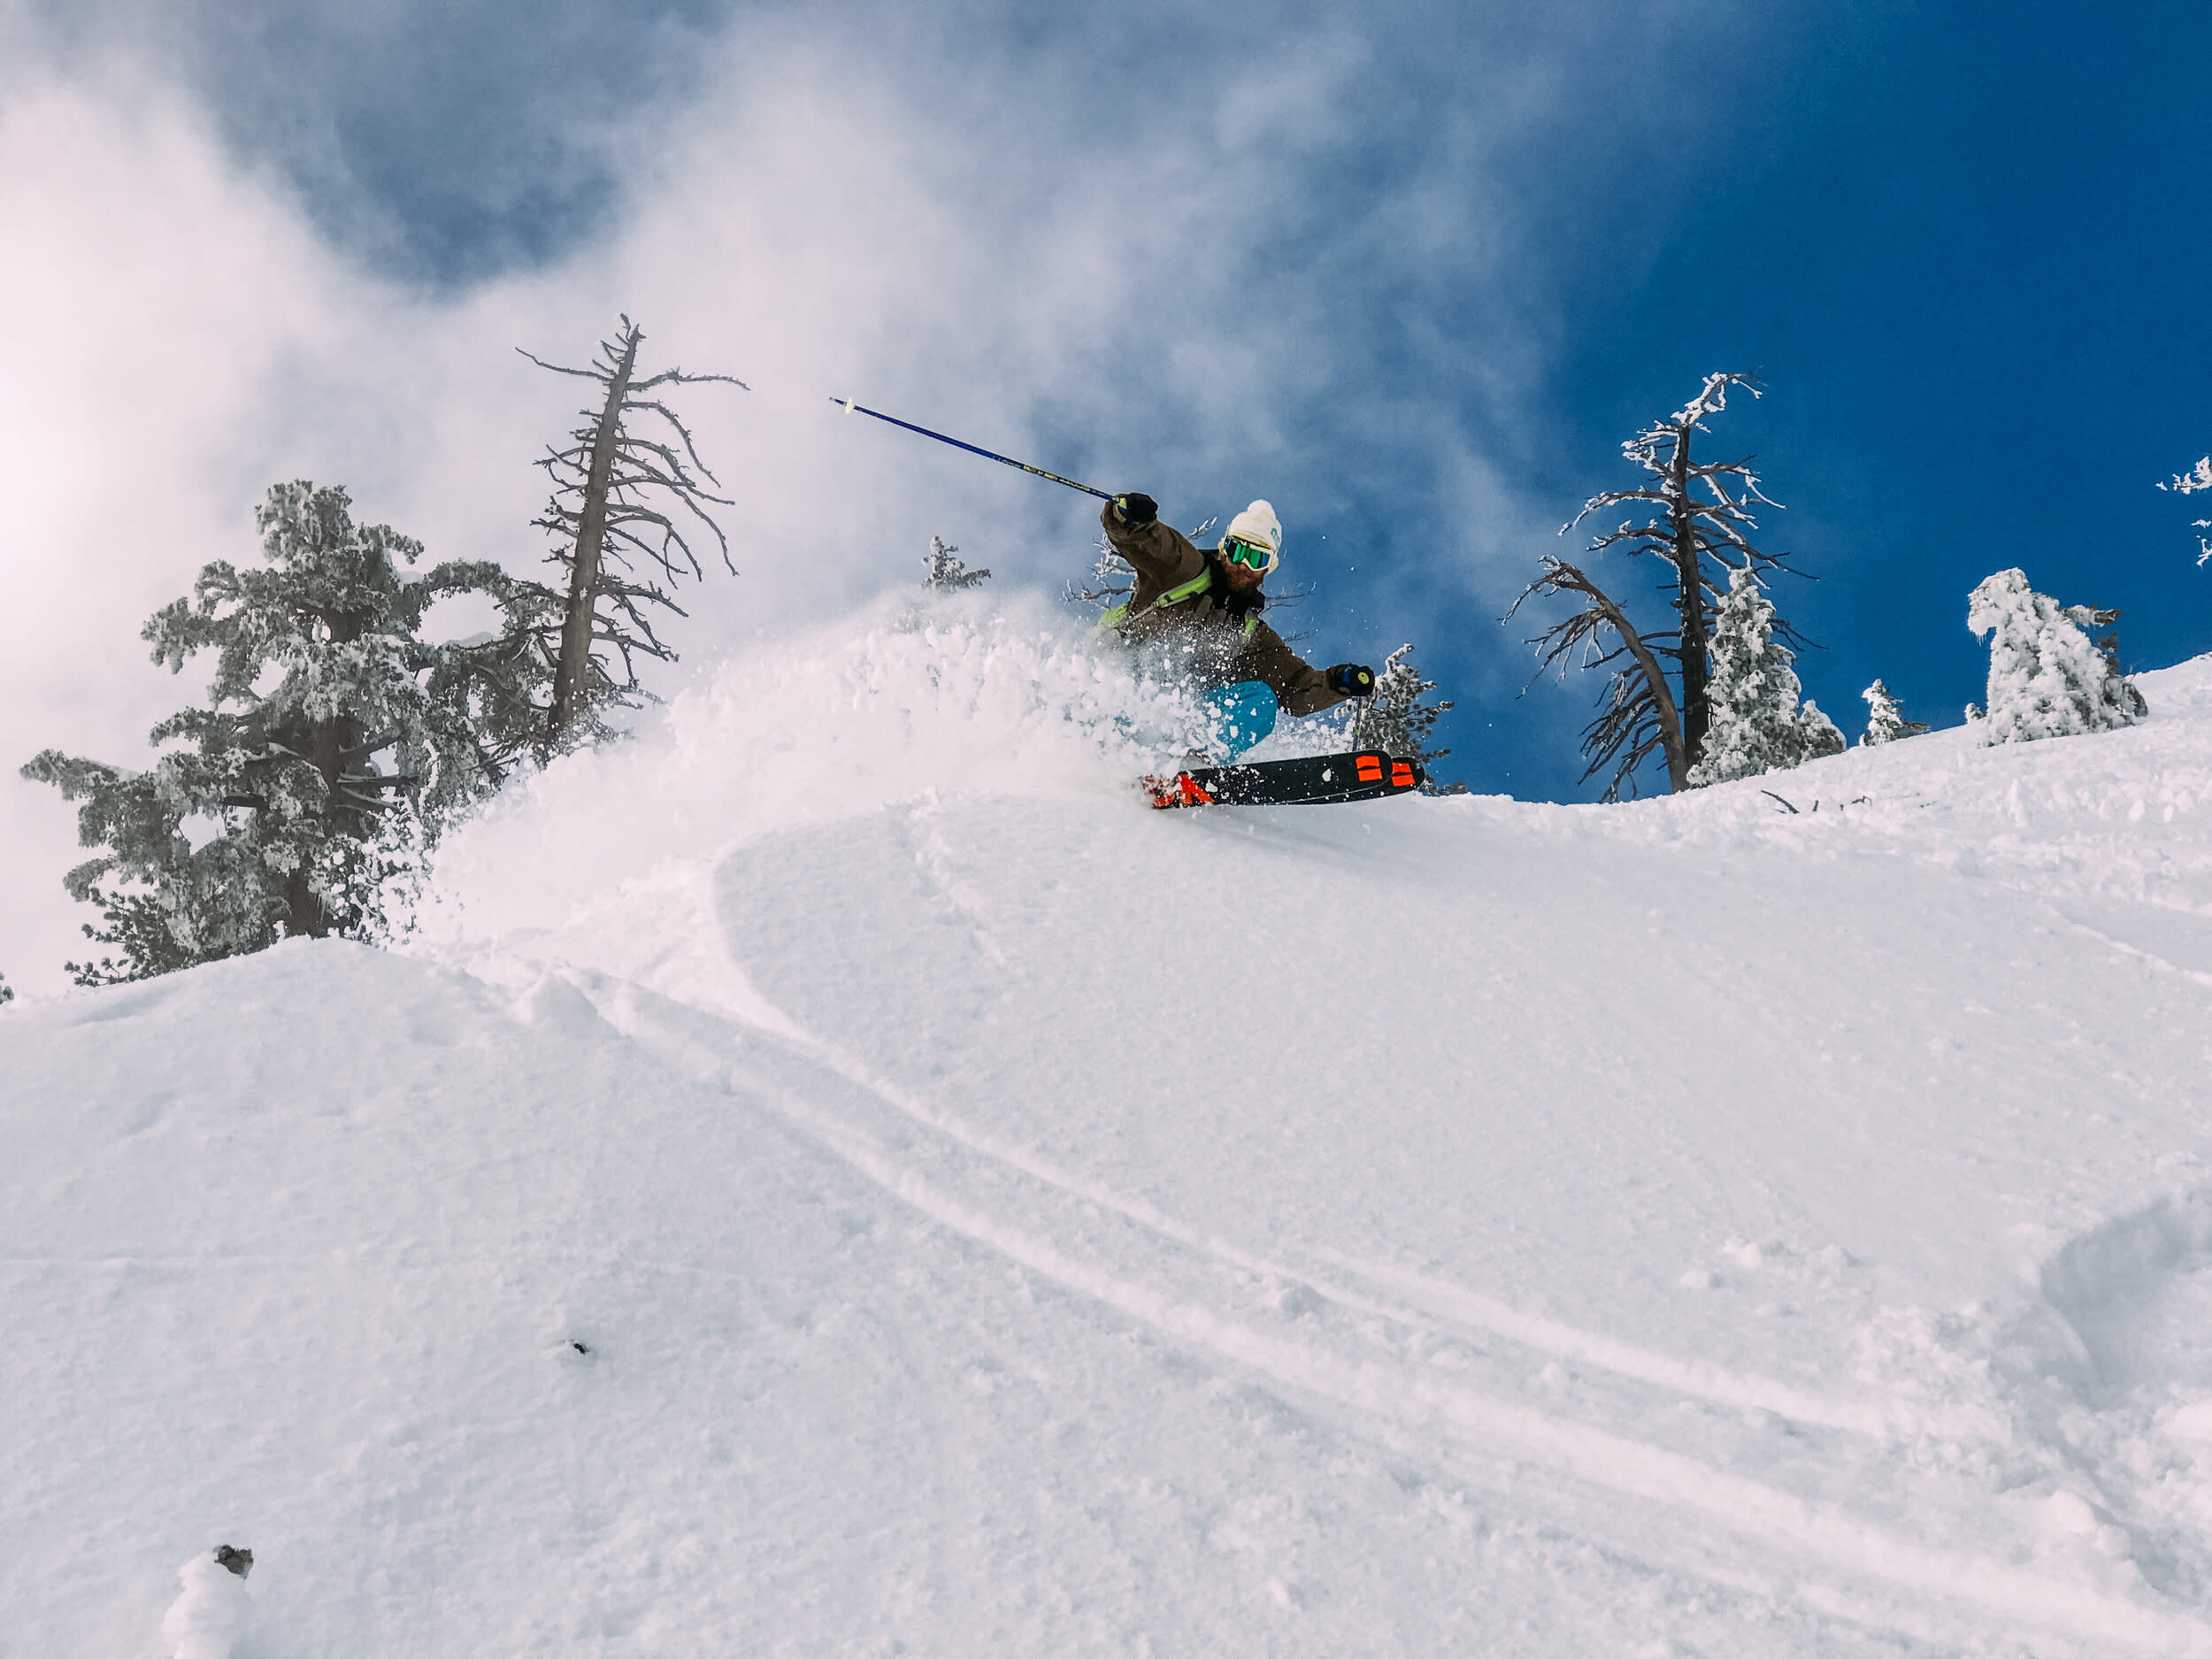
[[830, 396, 1113, 501]]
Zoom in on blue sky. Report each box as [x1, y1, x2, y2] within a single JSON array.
[[4, 0, 2210, 980]]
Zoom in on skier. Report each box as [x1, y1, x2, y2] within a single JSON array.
[[1100, 492, 1374, 759]]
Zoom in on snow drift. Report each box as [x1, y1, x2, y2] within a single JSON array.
[[6, 592, 2212, 1656]]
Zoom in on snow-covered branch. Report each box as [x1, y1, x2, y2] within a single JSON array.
[[2161, 456, 2212, 495]]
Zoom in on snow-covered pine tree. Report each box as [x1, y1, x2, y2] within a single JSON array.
[[0, 972, 12, 1006], [2159, 455, 2212, 566], [924, 535, 990, 590], [1515, 372, 1807, 798], [1966, 568, 2147, 744], [1685, 564, 1828, 787], [1798, 700, 1847, 761], [514, 315, 748, 757], [1859, 679, 1930, 745], [2059, 603, 2135, 688], [1351, 643, 1453, 766], [21, 482, 509, 984]]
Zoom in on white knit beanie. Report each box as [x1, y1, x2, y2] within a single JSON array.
[[1222, 500, 1282, 564]]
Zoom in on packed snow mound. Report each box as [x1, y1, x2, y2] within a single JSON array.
[[9, 618, 2212, 1656]]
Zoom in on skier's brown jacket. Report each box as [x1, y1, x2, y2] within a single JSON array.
[[1098, 501, 1348, 717]]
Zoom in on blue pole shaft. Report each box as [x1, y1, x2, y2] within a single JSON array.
[[832, 397, 1113, 500]]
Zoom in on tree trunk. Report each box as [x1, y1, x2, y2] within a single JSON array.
[[546, 324, 642, 748], [283, 862, 321, 939], [1666, 427, 1710, 770], [285, 608, 370, 940]]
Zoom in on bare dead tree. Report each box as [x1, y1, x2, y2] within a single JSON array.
[[1557, 373, 1801, 779], [1506, 554, 1687, 798], [515, 315, 748, 755], [1514, 373, 1806, 796]]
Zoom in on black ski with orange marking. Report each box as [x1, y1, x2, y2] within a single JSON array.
[[1141, 750, 1426, 809]]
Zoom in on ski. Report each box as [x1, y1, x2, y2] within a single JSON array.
[[1141, 750, 1427, 809]]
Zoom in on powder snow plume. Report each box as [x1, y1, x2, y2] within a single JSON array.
[[420, 590, 1210, 946]]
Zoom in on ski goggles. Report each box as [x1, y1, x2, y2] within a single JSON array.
[[1222, 535, 1278, 573]]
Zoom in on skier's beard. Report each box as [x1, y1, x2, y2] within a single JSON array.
[[1204, 549, 1266, 620]]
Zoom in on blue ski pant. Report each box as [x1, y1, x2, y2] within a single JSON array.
[[1203, 680, 1279, 761]]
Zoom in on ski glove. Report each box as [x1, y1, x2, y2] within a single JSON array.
[[1327, 664, 1377, 698], [1114, 492, 1158, 526]]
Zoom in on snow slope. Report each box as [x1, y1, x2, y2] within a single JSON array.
[[5, 591, 2211, 1656]]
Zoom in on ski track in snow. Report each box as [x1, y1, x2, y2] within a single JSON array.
[[617, 970, 1942, 1440], [533, 940, 2204, 1655]]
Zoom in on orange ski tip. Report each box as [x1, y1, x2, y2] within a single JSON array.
[[1141, 772, 1214, 808]]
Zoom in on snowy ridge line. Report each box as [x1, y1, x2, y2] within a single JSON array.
[[722, 1041, 2210, 1656], [599, 967, 1936, 1444], [581, 974, 2210, 1655]]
